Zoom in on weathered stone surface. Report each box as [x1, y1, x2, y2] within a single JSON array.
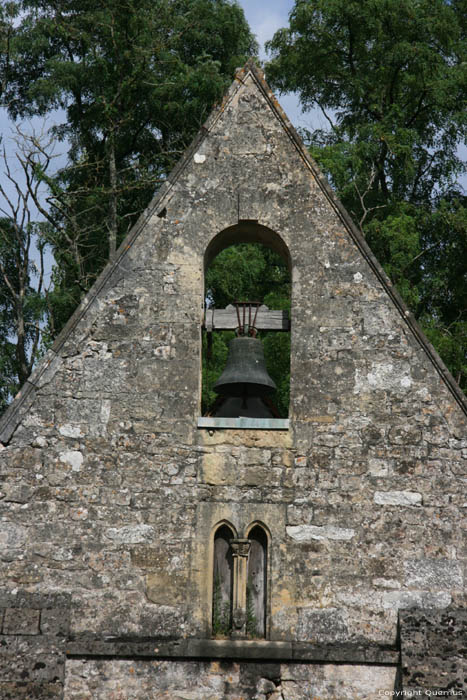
[[0, 682, 63, 699], [400, 609, 467, 691], [2, 608, 40, 635], [374, 491, 422, 506], [104, 525, 155, 544], [0, 594, 69, 699], [286, 525, 355, 541], [382, 590, 452, 610], [280, 664, 397, 699], [146, 570, 189, 606], [64, 658, 397, 699], [0, 637, 65, 683], [0, 523, 27, 550], [296, 608, 348, 643], [58, 451, 83, 472], [40, 608, 70, 637], [404, 558, 463, 590]]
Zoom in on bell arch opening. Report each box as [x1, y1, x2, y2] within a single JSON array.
[[201, 224, 291, 422], [204, 222, 292, 273]]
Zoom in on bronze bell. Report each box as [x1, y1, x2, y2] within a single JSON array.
[[214, 336, 276, 398]]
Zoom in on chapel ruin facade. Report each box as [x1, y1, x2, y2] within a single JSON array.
[[0, 61, 465, 699]]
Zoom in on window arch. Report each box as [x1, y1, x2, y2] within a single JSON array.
[[212, 524, 235, 636], [246, 524, 268, 638], [211, 519, 270, 639]]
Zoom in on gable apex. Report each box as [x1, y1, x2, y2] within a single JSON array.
[[0, 61, 466, 444]]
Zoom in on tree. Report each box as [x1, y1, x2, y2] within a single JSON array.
[[0, 2, 18, 105], [0, 145, 48, 410], [266, 0, 467, 391], [3, 0, 257, 332]]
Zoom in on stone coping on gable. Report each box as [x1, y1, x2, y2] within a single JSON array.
[[65, 636, 398, 665], [198, 417, 289, 430]]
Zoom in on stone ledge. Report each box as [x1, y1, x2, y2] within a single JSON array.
[[65, 636, 399, 665], [198, 417, 289, 430]]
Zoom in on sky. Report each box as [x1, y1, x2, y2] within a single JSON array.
[[239, 0, 292, 57], [238, 0, 314, 131]]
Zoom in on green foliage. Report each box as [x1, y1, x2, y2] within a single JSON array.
[[245, 577, 259, 638], [267, 0, 467, 392], [212, 572, 231, 636], [203, 244, 291, 416], [3, 0, 257, 334], [0, 218, 47, 411], [202, 330, 234, 415], [263, 332, 291, 418], [205, 244, 290, 308], [0, 344, 17, 412]]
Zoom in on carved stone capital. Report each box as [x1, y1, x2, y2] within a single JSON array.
[[230, 539, 251, 558]]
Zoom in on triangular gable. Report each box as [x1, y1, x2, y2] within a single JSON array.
[[0, 59, 465, 443]]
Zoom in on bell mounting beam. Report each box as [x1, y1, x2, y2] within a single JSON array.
[[204, 304, 290, 332]]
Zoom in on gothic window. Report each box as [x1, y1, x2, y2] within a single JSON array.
[[212, 524, 234, 636], [247, 525, 268, 638], [211, 521, 268, 639]]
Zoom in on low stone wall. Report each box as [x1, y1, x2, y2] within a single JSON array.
[[0, 591, 70, 699], [64, 659, 397, 699], [400, 608, 467, 693], [1, 595, 465, 698]]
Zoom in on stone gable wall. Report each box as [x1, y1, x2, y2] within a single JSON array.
[[0, 65, 465, 695]]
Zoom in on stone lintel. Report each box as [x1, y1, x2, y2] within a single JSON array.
[[65, 637, 399, 665]]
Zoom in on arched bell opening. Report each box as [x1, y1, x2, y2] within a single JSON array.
[[212, 524, 235, 637], [204, 222, 292, 274], [246, 524, 268, 639], [202, 224, 292, 419]]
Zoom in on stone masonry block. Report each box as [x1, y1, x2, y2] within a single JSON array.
[[400, 609, 467, 691], [201, 452, 236, 485], [3, 608, 40, 635], [0, 636, 66, 682], [40, 608, 70, 637], [286, 525, 355, 541], [0, 682, 63, 699], [404, 559, 463, 590], [296, 608, 348, 643], [374, 491, 422, 506]]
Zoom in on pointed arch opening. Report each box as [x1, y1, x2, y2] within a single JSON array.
[[212, 523, 235, 637], [246, 524, 268, 638]]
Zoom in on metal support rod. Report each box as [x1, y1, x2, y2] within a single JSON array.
[[234, 301, 261, 337]]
